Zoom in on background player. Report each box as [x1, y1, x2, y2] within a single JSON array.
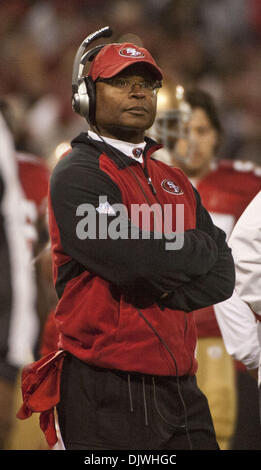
[[0, 110, 37, 449], [0, 99, 55, 449], [151, 83, 261, 449]]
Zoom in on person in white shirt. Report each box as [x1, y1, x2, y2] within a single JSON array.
[[215, 191, 261, 420]]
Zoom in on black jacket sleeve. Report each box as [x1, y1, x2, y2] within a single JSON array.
[[50, 149, 219, 295], [161, 186, 235, 312]]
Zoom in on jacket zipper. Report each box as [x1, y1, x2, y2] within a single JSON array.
[[143, 164, 157, 196], [142, 160, 167, 229], [138, 159, 194, 376]]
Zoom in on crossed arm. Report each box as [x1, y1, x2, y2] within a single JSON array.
[[50, 153, 235, 311]]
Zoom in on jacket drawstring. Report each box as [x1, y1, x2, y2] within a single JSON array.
[[127, 375, 186, 430], [152, 376, 173, 425], [152, 376, 185, 429], [152, 376, 170, 424], [128, 374, 134, 412], [142, 376, 149, 426], [127, 374, 149, 426]]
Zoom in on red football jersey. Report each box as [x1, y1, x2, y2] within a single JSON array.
[[16, 151, 50, 246], [17, 151, 50, 209], [194, 159, 261, 337]]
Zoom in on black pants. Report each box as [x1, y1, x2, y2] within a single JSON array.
[[57, 354, 219, 450], [230, 370, 261, 449]]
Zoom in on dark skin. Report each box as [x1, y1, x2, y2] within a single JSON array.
[[94, 64, 158, 143]]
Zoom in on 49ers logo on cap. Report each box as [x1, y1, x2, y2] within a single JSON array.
[[161, 179, 184, 195], [119, 47, 145, 58]]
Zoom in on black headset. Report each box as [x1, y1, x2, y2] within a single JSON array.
[[72, 26, 113, 124]]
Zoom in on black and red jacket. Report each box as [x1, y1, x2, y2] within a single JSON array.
[[48, 133, 235, 377]]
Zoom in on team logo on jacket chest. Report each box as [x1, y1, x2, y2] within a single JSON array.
[[161, 179, 184, 195]]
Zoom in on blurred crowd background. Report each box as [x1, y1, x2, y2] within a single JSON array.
[[1, 0, 261, 167]]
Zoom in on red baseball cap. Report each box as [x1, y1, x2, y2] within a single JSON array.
[[89, 42, 163, 82]]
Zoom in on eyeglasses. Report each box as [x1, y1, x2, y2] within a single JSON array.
[[97, 77, 162, 94]]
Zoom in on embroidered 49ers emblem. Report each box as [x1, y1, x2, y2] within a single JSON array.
[[161, 179, 184, 195], [119, 47, 145, 58], [132, 148, 143, 158]]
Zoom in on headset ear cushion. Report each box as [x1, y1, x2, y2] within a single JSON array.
[[83, 76, 96, 124]]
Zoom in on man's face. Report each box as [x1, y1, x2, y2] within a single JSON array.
[[95, 65, 159, 143], [174, 107, 219, 175]]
